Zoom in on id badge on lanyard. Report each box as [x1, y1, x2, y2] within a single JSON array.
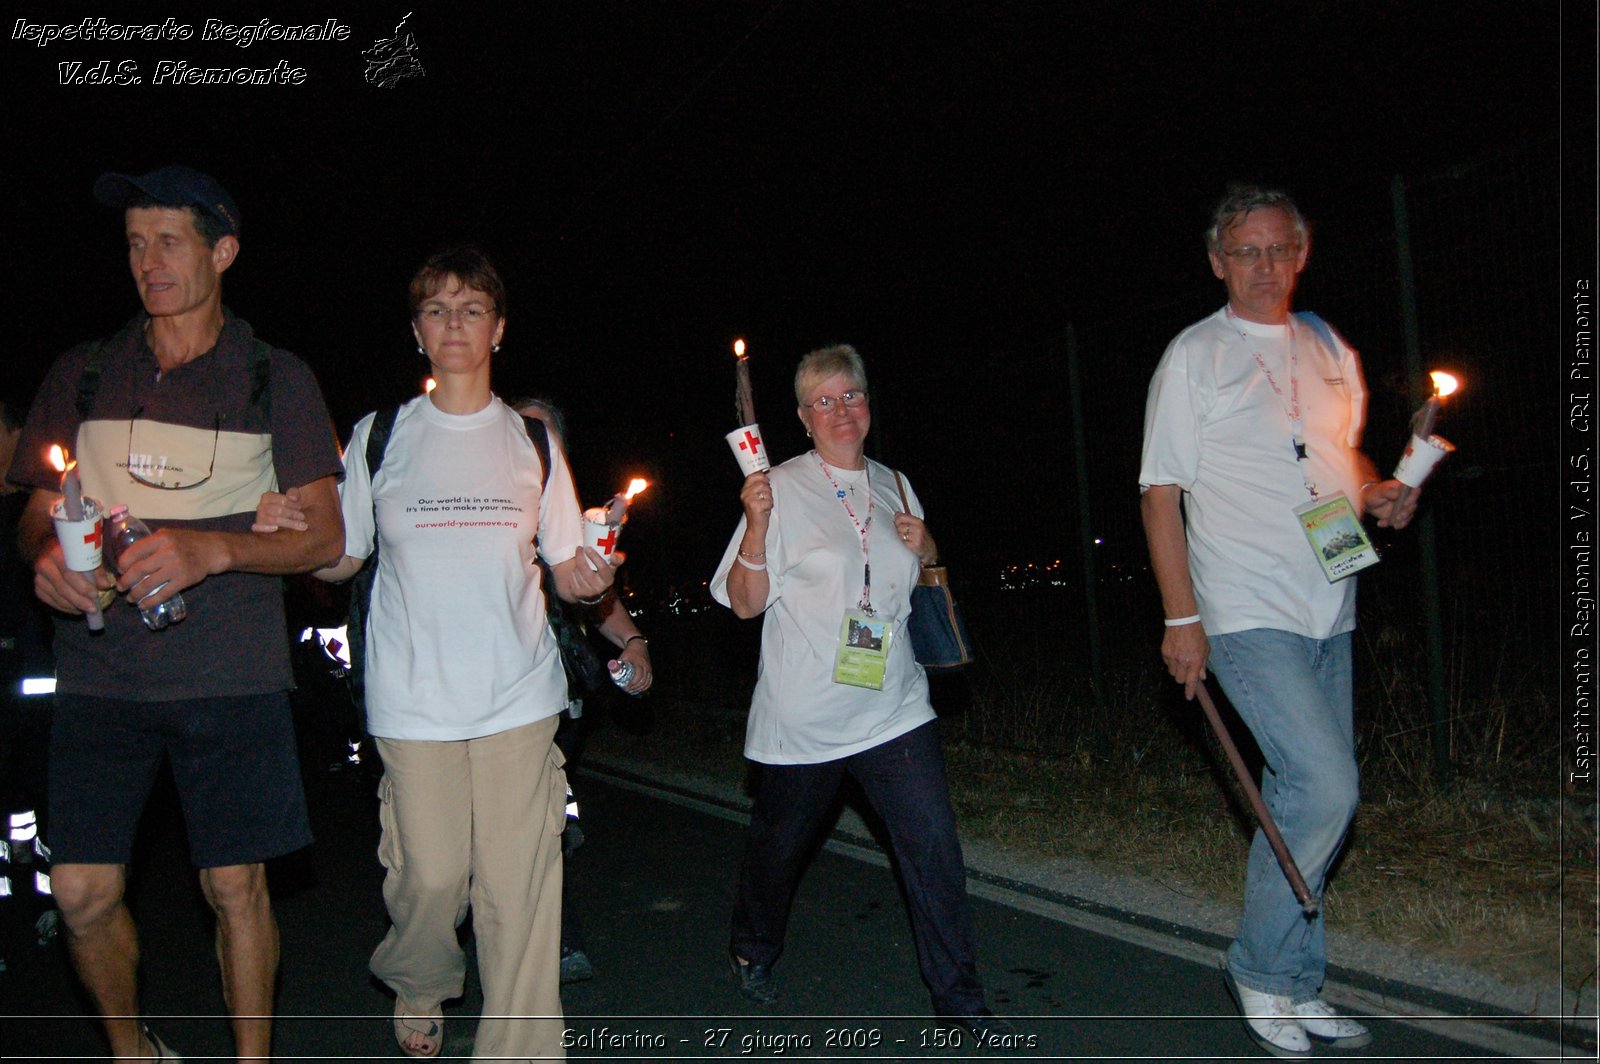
[[833, 608, 892, 690], [1295, 493, 1379, 582], [1237, 311, 1379, 583], [816, 453, 891, 689]]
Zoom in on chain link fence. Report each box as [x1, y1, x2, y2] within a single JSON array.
[[957, 142, 1560, 786]]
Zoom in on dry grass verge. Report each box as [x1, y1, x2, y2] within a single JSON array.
[[587, 695, 1596, 998]]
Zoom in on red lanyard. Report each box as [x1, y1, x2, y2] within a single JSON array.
[[1228, 310, 1319, 499], [816, 452, 876, 614]]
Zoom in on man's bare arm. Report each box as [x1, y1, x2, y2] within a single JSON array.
[[1140, 484, 1208, 699], [111, 475, 345, 603]]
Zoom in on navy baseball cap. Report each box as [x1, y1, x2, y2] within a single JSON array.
[[93, 165, 241, 236]]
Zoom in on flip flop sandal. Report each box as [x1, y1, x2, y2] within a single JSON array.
[[394, 1000, 444, 1058], [142, 1024, 182, 1060]]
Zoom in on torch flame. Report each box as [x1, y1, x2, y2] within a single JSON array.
[[733, 338, 746, 359], [1429, 371, 1459, 398], [47, 445, 70, 474], [623, 478, 649, 502]]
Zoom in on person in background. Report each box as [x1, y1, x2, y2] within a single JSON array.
[[1139, 183, 1415, 1057], [710, 344, 1008, 1037], [1, 397, 58, 973], [514, 396, 653, 985]]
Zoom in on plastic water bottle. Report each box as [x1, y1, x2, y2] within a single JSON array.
[[607, 659, 635, 689], [105, 505, 188, 631]]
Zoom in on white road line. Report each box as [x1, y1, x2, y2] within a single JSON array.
[[582, 761, 1575, 1060]]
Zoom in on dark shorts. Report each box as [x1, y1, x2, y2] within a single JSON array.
[[50, 691, 312, 867]]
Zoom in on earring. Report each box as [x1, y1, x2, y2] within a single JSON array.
[[492, 343, 501, 354], [416, 344, 425, 355]]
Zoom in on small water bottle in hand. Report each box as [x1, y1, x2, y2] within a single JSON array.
[[608, 659, 635, 690], [105, 504, 188, 631]]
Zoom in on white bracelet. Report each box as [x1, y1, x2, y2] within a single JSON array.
[[1164, 614, 1201, 627], [735, 555, 767, 571]]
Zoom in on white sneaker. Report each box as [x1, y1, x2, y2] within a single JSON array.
[[1293, 997, 1373, 1047], [1226, 977, 1311, 1058]]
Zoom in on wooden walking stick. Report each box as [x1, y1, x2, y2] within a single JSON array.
[[1195, 681, 1319, 916]]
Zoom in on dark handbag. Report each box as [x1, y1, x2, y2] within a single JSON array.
[[541, 562, 611, 695], [893, 472, 975, 670]]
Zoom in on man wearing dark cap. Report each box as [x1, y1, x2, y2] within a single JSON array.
[[8, 166, 345, 1060]]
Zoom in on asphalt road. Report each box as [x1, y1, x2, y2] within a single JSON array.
[[0, 752, 1529, 1061]]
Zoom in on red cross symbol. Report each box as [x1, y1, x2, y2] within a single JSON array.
[[82, 523, 103, 551], [594, 527, 618, 554], [739, 429, 763, 456]]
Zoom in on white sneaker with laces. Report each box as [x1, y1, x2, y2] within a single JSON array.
[[1293, 997, 1373, 1047], [1229, 980, 1311, 1058]]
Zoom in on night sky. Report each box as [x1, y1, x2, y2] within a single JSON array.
[[3, 2, 1578, 592]]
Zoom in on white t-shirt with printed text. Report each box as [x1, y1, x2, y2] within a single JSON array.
[[339, 395, 583, 740]]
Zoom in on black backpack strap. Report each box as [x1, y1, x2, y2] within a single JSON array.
[[520, 414, 608, 693], [346, 404, 402, 725], [366, 405, 400, 478], [77, 337, 275, 422], [249, 339, 272, 419], [520, 414, 552, 491], [74, 341, 111, 421]]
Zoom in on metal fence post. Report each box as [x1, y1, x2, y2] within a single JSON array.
[[1390, 173, 1452, 790], [1064, 324, 1105, 706]]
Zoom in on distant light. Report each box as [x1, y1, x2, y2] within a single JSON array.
[[21, 677, 55, 696], [424, 377, 437, 393], [1094, 538, 1102, 545]]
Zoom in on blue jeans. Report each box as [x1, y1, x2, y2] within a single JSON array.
[[1209, 629, 1358, 1001], [731, 720, 985, 1016]]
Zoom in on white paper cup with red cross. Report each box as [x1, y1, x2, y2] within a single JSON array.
[[50, 495, 106, 573], [726, 423, 770, 475], [581, 507, 622, 571], [1393, 433, 1456, 488]]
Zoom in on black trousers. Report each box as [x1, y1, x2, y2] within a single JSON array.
[[730, 720, 985, 1015]]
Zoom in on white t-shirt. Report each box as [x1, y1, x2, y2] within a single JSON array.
[[1139, 308, 1368, 640], [711, 453, 936, 765], [339, 395, 583, 740]]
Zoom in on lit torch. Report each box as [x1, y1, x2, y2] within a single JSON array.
[[47, 445, 105, 631], [583, 478, 649, 570], [1393, 370, 1460, 508], [726, 337, 770, 475], [733, 338, 755, 427], [604, 478, 650, 526]]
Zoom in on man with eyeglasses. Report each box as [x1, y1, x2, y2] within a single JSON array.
[[1138, 184, 1415, 1058], [7, 165, 345, 1061]]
